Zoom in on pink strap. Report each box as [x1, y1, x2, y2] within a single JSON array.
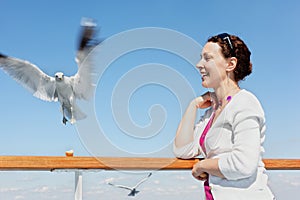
[[199, 112, 215, 154], [199, 112, 215, 200], [204, 179, 214, 200]]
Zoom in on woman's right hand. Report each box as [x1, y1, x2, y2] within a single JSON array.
[[193, 91, 216, 109]]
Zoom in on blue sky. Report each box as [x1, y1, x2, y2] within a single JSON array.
[[0, 0, 299, 199]]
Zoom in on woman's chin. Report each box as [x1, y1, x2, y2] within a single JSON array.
[[202, 81, 209, 88]]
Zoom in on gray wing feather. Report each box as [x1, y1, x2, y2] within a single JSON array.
[[71, 18, 99, 100], [0, 55, 57, 102], [134, 173, 152, 188], [108, 183, 133, 191]]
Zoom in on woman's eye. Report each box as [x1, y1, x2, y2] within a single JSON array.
[[204, 56, 211, 61]]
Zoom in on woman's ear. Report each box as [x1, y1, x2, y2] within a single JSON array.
[[226, 57, 237, 72]]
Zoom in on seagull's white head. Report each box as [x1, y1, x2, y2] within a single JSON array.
[[55, 72, 64, 82]]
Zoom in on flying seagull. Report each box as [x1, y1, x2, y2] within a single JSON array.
[[0, 18, 99, 125], [108, 173, 152, 196]]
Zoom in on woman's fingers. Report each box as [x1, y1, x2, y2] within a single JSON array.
[[195, 91, 213, 109], [192, 162, 208, 181], [192, 172, 208, 181]]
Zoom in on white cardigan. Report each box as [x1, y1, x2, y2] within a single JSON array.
[[173, 90, 275, 200]]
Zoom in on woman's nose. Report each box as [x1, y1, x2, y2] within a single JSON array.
[[196, 59, 204, 69]]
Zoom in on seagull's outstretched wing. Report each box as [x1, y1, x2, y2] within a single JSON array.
[[108, 182, 133, 191], [0, 53, 57, 102], [134, 173, 152, 188], [71, 18, 99, 100]]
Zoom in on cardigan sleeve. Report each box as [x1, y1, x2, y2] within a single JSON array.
[[218, 93, 265, 180], [173, 109, 214, 159], [173, 118, 202, 159], [173, 137, 200, 159]]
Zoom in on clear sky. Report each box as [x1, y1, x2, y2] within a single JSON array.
[[0, 0, 299, 199]]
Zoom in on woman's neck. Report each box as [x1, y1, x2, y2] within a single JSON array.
[[213, 81, 240, 108]]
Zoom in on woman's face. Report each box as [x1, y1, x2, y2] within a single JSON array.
[[196, 42, 228, 89]]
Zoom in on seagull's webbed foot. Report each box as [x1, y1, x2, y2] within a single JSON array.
[[62, 117, 68, 125]]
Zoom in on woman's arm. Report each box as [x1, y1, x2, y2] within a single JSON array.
[[218, 117, 262, 180], [174, 92, 212, 148]]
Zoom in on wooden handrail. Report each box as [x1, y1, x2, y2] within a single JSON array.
[[0, 156, 299, 171]]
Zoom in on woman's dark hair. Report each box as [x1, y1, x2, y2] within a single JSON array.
[[207, 33, 252, 82]]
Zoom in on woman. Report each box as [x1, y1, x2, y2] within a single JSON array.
[[173, 33, 275, 199]]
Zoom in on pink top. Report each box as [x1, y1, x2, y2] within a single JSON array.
[[199, 112, 215, 154], [199, 112, 215, 200]]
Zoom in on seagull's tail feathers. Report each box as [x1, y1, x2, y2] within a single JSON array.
[[64, 104, 87, 121]]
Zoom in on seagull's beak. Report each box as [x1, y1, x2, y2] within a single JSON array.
[[55, 74, 64, 81]]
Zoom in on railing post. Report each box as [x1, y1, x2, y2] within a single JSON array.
[[75, 171, 83, 200]]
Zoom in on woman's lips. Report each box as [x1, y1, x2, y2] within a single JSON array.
[[201, 72, 208, 81], [201, 72, 208, 78]]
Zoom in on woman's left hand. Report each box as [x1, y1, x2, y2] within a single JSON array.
[[192, 161, 208, 181]]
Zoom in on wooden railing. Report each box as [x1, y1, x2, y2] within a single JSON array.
[[0, 156, 299, 171], [1, 156, 299, 200]]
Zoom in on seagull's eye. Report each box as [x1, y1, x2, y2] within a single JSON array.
[[55, 75, 58, 78]]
